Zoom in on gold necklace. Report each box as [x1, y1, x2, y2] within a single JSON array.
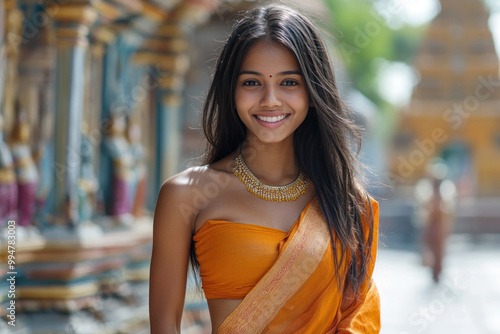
[[232, 153, 309, 202]]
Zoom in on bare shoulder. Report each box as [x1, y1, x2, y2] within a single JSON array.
[[160, 166, 211, 194], [161, 164, 233, 196], [156, 165, 234, 227]]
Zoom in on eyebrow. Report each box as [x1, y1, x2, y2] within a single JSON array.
[[238, 70, 302, 76]]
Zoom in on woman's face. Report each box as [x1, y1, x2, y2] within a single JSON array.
[[235, 40, 310, 145]]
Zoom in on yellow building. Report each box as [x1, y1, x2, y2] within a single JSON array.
[[390, 0, 500, 197]]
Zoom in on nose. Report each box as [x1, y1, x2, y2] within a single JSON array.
[[260, 85, 282, 109]]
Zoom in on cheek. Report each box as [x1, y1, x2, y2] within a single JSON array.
[[285, 91, 310, 112], [234, 88, 245, 109], [235, 89, 255, 113], [235, 90, 248, 120]]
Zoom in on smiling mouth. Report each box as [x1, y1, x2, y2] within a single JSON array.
[[254, 115, 289, 123]]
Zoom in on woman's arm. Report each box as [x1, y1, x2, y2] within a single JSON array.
[[149, 178, 197, 334]]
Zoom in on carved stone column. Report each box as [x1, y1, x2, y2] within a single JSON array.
[[133, 23, 188, 193], [159, 92, 183, 180], [1, 0, 23, 135], [50, 4, 98, 226]]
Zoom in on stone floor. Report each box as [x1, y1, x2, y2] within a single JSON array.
[[374, 234, 500, 334]]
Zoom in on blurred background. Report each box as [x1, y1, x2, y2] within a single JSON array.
[[0, 0, 499, 333]]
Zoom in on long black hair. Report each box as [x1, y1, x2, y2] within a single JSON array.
[[199, 4, 374, 296]]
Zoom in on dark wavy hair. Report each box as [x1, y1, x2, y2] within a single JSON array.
[[198, 4, 374, 296]]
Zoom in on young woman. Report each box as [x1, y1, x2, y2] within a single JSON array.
[[149, 4, 380, 333]]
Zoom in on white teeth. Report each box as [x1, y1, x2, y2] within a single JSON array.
[[256, 115, 287, 123]]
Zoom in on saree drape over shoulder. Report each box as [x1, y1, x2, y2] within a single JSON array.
[[193, 198, 380, 333]]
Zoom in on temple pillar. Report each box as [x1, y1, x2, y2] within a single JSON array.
[[133, 23, 188, 194], [50, 4, 98, 226], [84, 28, 115, 217], [158, 91, 183, 181], [1, 0, 23, 134], [156, 54, 188, 187]]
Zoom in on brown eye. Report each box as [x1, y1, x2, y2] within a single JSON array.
[[282, 80, 298, 86], [243, 80, 260, 86]]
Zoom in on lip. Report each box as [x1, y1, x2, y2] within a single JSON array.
[[253, 114, 290, 128]]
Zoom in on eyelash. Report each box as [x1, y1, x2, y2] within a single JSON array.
[[242, 79, 299, 86], [243, 80, 260, 86], [282, 80, 298, 86]]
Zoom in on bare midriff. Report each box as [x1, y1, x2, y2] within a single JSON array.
[[206, 298, 243, 333]]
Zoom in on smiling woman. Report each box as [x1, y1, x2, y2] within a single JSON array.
[[149, 4, 381, 334], [235, 41, 310, 145]]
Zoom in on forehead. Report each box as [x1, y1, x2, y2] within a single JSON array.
[[240, 40, 300, 72]]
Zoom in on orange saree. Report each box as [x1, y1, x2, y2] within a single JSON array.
[[217, 198, 380, 333]]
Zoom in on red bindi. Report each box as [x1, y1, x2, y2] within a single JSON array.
[[269, 75, 272, 78]]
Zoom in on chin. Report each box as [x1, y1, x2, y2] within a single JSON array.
[[252, 131, 292, 145]]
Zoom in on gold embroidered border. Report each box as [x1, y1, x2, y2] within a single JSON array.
[[218, 199, 330, 333]]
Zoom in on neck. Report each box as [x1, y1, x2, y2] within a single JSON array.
[[240, 135, 299, 186]]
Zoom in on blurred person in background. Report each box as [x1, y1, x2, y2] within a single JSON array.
[[415, 159, 457, 283], [149, 4, 381, 333]]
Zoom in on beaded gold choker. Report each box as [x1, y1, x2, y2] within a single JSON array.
[[232, 153, 309, 202]]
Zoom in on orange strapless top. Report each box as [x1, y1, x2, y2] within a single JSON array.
[[193, 219, 296, 299]]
